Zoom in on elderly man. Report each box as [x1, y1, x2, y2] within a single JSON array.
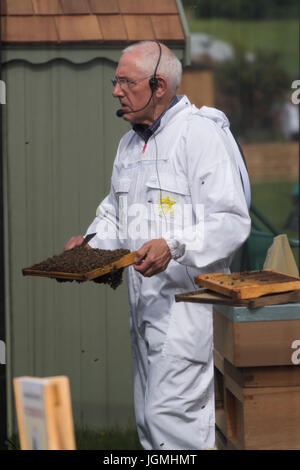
[[65, 41, 251, 450]]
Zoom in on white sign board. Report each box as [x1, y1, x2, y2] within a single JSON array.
[[14, 376, 76, 450]]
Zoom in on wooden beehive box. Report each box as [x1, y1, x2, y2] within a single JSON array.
[[213, 302, 300, 367], [213, 303, 300, 450], [195, 269, 300, 299]]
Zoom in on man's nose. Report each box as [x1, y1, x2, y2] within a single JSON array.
[[112, 82, 124, 98]]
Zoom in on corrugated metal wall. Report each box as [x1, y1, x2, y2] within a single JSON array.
[[2, 57, 135, 433]]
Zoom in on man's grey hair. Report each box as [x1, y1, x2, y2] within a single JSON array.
[[122, 41, 182, 93]]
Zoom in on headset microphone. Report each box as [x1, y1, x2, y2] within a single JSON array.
[[116, 91, 155, 117], [116, 109, 126, 117]]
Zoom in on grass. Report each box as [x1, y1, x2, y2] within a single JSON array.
[[75, 427, 143, 451], [251, 180, 299, 266], [7, 427, 143, 451], [251, 180, 298, 234], [187, 18, 299, 77]]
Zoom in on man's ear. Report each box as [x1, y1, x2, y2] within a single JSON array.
[[154, 76, 168, 98]]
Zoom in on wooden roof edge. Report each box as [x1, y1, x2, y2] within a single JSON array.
[[1, 12, 181, 17], [1, 40, 186, 46]]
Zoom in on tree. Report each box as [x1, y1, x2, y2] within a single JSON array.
[[182, 0, 299, 19], [215, 47, 290, 140]]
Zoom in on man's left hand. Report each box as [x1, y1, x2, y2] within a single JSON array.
[[134, 239, 171, 277]]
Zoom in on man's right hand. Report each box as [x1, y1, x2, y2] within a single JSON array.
[[64, 235, 85, 251]]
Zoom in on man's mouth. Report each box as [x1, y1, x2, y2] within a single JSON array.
[[120, 103, 130, 111]]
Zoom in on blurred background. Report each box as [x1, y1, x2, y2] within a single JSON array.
[[180, 0, 299, 264]]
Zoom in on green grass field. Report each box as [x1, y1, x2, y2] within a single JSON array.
[[251, 180, 299, 267], [187, 18, 299, 77], [251, 180, 298, 234], [7, 427, 143, 450], [75, 427, 142, 450]]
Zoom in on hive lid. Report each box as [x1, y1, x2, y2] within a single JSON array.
[[195, 269, 300, 300], [175, 287, 300, 310]]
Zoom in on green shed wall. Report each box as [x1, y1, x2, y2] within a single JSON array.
[[2, 56, 136, 434]]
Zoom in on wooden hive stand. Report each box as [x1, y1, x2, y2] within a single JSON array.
[[175, 272, 300, 450], [213, 303, 300, 450]]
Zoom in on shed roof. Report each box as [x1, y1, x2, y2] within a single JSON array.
[[1, 0, 185, 44]]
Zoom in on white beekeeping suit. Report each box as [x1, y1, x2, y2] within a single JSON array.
[[85, 96, 251, 450]]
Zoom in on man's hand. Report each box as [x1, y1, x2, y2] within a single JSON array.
[[134, 239, 171, 277], [64, 235, 90, 251]]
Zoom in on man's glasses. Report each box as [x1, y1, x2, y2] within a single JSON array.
[[111, 76, 151, 89]]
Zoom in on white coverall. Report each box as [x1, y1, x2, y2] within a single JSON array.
[[85, 96, 251, 450]]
